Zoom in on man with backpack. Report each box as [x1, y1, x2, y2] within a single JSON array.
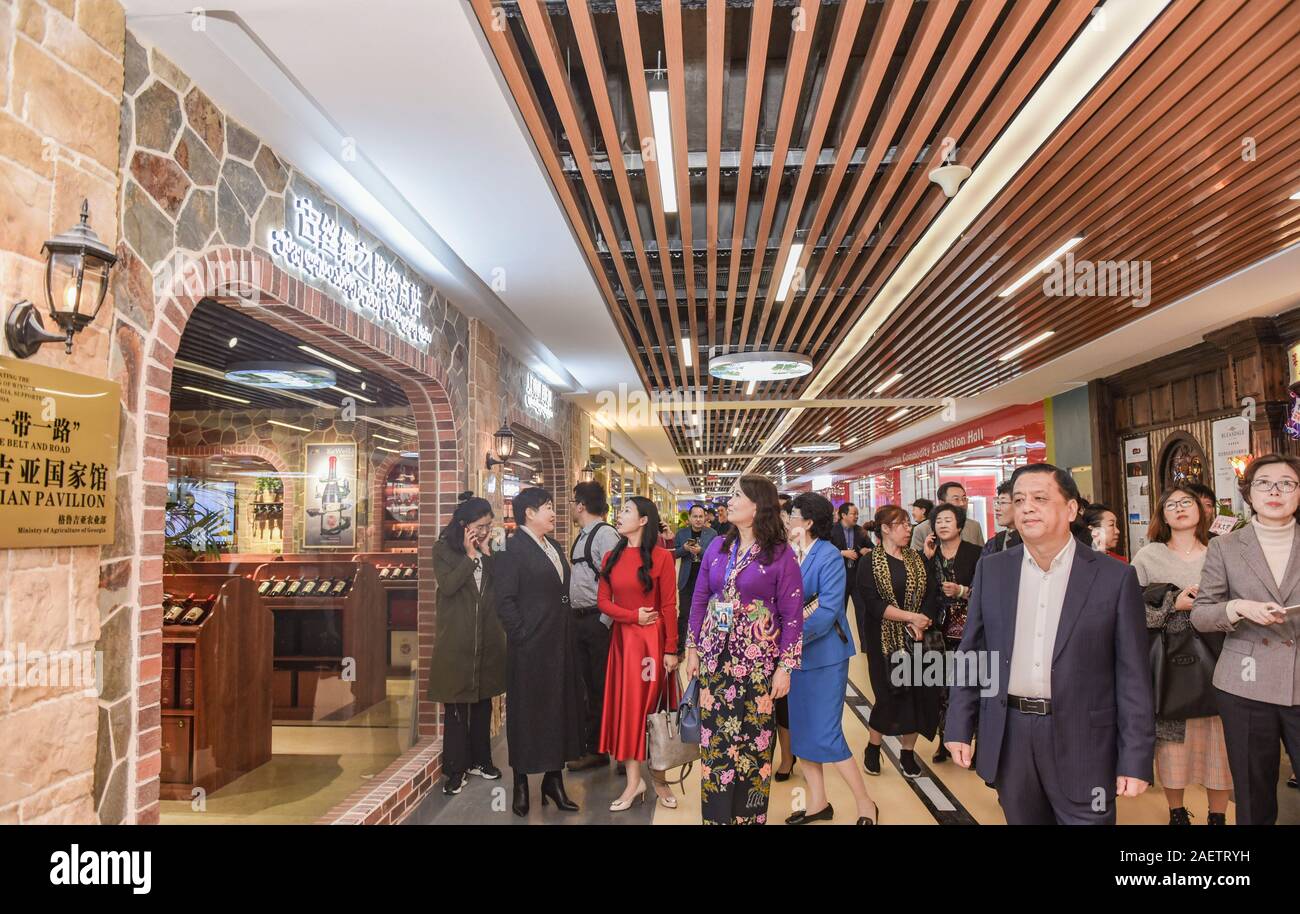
[[566, 481, 621, 771]]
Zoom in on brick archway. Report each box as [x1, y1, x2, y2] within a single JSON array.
[[111, 245, 463, 824], [507, 417, 569, 544]]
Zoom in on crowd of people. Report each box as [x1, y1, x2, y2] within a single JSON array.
[[425, 456, 1300, 825]]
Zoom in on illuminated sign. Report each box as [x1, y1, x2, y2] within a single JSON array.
[[270, 197, 433, 348], [524, 373, 554, 422]]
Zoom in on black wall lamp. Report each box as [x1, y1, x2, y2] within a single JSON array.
[[5, 200, 117, 359], [485, 420, 516, 470]]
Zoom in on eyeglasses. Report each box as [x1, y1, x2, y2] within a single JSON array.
[[1251, 479, 1300, 493], [1164, 498, 1196, 510]]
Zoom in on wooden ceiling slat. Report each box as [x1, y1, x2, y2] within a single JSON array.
[[705, 0, 725, 453], [615, 0, 687, 393], [468, 0, 650, 390], [761, 0, 910, 347], [797, 0, 1072, 368], [735, 0, 821, 350], [788, 0, 1005, 385], [565, 0, 678, 392], [720, 0, 775, 365], [663, 0, 701, 390], [513, 0, 671, 392], [830, 1, 1285, 398]]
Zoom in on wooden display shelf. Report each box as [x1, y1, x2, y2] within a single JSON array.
[[251, 560, 385, 722], [351, 552, 418, 674], [159, 574, 272, 802]]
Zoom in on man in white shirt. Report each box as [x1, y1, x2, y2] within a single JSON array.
[[944, 463, 1154, 824]]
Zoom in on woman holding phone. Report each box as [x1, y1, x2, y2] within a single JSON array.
[[1192, 454, 1300, 825], [428, 497, 506, 796]]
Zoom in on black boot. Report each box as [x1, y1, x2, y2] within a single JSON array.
[[1168, 806, 1192, 825], [1207, 812, 1227, 826], [540, 770, 579, 811], [863, 742, 881, 776], [511, 772, 529, 818]]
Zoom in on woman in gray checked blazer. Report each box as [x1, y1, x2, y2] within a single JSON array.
[[1192, 453, 1300, 825]]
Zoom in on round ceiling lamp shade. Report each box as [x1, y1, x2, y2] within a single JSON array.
[[224, 362, 337, 389], [707, 351, 813, 382]]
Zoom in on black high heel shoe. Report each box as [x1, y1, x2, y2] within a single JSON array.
[[540, 771, 579, 812], [512, 773, 529, 818], [774, 755, 797, 782]]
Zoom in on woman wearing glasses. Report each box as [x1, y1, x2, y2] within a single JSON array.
[[1193, 455, 1300, 824], [429, 497, 507, 796], [1133, 487, 1231, 824]]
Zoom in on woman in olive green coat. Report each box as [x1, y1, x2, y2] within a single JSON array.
[[428, 497, 507, 795]]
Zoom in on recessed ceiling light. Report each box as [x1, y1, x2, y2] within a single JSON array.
[[375, 446, 402, 454], [726, 447, 734, 455], [525, 440, 539, 450], [873, 373, 902, 394], [775, 243, 805, 302], [228, 337, 238, 348], [373, 434, 400, 444], [845, 436, 858, 446], [694, 440, 702, 449], [648, 85, 678, 214], [998, 237, 1083, 297], [268, 419, 312, 433], [745, 379, 756, 396], [792, 441, 840, 453], [182, 385, 250, 405], [819, 423, 831, 435], [681, 336, 693, 367], [732, 427, 740, 437], [887, 408, 910, 422], [709, 351, 813, 382], [298, 344, 361, 373], [999, 330, 1055, 362], [1291, 190, 1300, 201]]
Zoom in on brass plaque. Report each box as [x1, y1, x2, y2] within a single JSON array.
[[0, 357, 121, 547]]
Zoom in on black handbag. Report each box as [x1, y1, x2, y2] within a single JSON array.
[[1147, 585, 1223, 721]]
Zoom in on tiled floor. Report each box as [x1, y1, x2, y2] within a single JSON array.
[[411, 648, 1299, 826]]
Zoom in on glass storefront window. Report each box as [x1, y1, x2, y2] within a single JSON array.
[[160, 299, 418, 823]]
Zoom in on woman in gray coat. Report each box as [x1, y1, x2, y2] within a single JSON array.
[[428, 497, 507, 796]]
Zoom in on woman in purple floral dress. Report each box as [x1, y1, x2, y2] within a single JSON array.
[[685, 475, 803, 825]]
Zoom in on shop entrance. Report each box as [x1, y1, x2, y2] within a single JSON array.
[[496, 423, 567, 543]]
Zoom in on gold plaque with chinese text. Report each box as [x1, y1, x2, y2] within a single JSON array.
[[0, 357, 121, 547]]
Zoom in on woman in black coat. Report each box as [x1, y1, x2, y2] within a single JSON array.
[[428, 498, 506, 796], [494, 487, 584, 817]]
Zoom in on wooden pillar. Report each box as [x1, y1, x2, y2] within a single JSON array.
[[1205, 317, 1289, 456]]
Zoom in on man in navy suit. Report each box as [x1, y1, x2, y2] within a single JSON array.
[[944, 463, 1154, 824]]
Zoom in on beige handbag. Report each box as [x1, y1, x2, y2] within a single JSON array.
[[646, 669, 699, 785]]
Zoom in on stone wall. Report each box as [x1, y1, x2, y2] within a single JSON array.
[[0, 0, 125, 825], [107, 32, 468, 824]]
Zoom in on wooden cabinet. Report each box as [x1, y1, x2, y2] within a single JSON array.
[[253, 561, 386, 721], [159, 574, 272, 801], [352, 552, 418, 675]]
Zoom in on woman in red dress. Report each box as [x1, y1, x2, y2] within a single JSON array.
[[598, 495, 679, 811]]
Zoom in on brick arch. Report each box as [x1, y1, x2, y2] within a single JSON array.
[[369, 450, 419, 551], [507, 416, 569, 544], [113, 245, 464, 824]]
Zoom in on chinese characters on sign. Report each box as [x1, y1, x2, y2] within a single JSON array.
[[524, 372, 554, 422], [269, 196, 434, 348], [0, 357, 120, 547]]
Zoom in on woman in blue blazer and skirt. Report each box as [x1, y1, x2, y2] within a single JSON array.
[[785, 493, 879, 825]]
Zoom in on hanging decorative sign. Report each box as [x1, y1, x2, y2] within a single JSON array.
[[0, 357, 120, 547], [524, 372, 554, 422], [269, 197, 433, 348]]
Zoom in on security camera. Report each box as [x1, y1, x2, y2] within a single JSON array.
[[929, 163, 972, 198]]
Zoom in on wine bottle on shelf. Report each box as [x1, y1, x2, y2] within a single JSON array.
[[180, 594, 215, 625], [378, 565, 392, 579], [258, 577, 276, 596], [269, 578, 289, 597], [162, 594, 185, 624], [285, 578, 303, 596], [330, 575, 354, 596], [400, 566, 416, 580], [299, 578, 318, 596]]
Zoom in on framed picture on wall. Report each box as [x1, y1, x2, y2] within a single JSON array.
[[304, 443, 357, 549]]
